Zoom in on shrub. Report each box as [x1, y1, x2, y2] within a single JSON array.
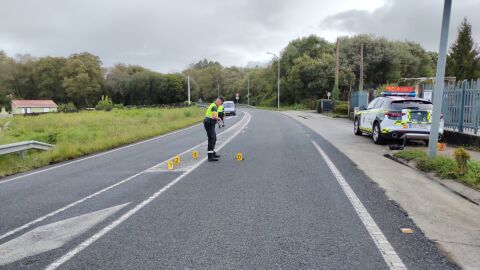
[[393, 149, 426, 161], [416, 157, 435, 172], [334, 103, 349, 115], [96, 95, 113, 111], [464, 161, 480, 186], [432, 156, 460, 179], [113, 103, 124, 109], [454, 147, 470, 175], [57, 102, 77, 113]]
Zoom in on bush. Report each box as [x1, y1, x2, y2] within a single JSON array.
[[57, 102, 77, 113], [394, 149, 426, 161], [464, 161, 480, 186], [454, 147, 470, 175], [96, 95, 113, 111], [334, 103, 348, 115], [113, 103, 124, 110], [432, 156, 460, 179]]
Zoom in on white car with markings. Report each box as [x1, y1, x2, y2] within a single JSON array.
[[354, 96, 444, 144]]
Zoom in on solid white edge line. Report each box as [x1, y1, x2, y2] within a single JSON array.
[[311, 140, 407, 270], [0, 123, 202, 185], [44, 112, 251, 270], [0, 112, 247, 242]]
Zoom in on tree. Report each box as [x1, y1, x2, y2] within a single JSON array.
[[62, 53, 104, 107], [447, 18, 480, 81], [35, 56, 67, 102]]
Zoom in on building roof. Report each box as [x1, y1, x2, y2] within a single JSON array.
[[11, 100, 58, 108]]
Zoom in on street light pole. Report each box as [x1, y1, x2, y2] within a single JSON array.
[[187, 75, 191, 106], [428, 0, 452, 158], [247, 76, 250, 106], [267, 52, 280, 110]]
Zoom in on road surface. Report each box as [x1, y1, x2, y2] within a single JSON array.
[[0, 109, 457, 269]]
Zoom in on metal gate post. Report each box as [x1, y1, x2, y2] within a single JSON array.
[[459, 80, 466, 133]]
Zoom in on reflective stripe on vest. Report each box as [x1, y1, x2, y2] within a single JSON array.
[[205, 103, 217, 118]]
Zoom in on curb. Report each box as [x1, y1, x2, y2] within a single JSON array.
[[384, 153, 480, 205]]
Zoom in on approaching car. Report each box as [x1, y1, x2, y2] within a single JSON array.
[[223, 101, 236, 116], [354, 96, 444, 144]]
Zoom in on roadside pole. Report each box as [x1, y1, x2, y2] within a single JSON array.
[[247, 76, 250, 106], [187, 76, 191, 105], [428, 0, 452, 157]]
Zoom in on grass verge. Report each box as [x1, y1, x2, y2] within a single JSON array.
[[0, 107, 204, 178], [393, 149, 480, 189]]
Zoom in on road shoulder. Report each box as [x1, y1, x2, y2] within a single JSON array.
[[283, 110, 480, 270]]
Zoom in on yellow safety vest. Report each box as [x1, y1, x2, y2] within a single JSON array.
[[218, 105, 224, 113], [205, 103, 218, 118]]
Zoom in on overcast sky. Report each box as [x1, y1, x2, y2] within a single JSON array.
[[0, 0, 479, 72]]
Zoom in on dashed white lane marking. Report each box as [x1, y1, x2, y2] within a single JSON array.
[[0, 123, 202, 185], [311, 140, 407, 270], [45, 112, 251, 270], [0, 113, 246, 242], [0, 203, 129, 266]]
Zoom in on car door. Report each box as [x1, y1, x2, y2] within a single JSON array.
[[361, 98, 379, 132]]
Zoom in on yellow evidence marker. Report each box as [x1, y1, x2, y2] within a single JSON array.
[[174, 156, 181, 165], [236, 152, 243, 161], [192, 151, 199, 159], [167, 160, 174, 170]]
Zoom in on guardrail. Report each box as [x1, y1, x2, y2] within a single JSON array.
[[0, 141, 54, 157]]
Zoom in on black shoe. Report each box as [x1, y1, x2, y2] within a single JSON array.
[[213, 151, 220, 158], [208, 153, 219, 161]]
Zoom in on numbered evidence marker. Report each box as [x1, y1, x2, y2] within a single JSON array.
[[236, 152, 243, 161], [167, 160, 174, 170], [173, 155, 181, 165], [192, 151, 199, 159]]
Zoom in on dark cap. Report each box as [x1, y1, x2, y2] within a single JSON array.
[[217, 96, 225, 102]]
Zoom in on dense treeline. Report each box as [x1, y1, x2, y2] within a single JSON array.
[[0, 53, 187, 109], [0, 19, 478, 109]]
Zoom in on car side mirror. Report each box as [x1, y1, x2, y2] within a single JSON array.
[[359, 105, 366, 111]]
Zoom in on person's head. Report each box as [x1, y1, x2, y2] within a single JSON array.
[[215, 96, 224, 106]]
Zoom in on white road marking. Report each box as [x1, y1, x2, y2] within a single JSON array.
[[0, 203, 129, 266], [0, 123, 202, 185], [0, 113, 247, 242], [311, 140, 407, 270], [45, 112, 251, 270]]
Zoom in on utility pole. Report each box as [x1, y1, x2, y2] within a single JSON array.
[[217, 81, 220, 97], [334, 38, 340, 93], [247, 76, 250, 106], [187, 75, 191, 105], [359, 44, 364, 92], [428, 0, 452, 157], [267, 52, 280, 110]]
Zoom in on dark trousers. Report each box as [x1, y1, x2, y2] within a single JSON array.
[[203, 118, 216, 152]]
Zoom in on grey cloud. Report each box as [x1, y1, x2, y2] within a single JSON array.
[[321, 0, 480, 51]]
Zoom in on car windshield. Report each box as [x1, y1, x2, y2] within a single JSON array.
[[224, 103, 235, 108], [389, 100, 433, 111]]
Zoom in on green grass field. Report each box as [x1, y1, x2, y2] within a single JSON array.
[[0, 107, 204, 178]]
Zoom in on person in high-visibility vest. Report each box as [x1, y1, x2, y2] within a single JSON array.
[[217, 104, 225, 128], [204, 97, 224, 161]]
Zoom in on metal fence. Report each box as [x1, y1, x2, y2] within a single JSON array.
[[350, 91, 369, 110], [424, 79, 480, 134]]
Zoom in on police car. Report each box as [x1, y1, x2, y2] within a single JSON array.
[[353, 88, 444, 144]]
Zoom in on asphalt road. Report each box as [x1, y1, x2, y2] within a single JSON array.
[[0, 109, 457, 269]]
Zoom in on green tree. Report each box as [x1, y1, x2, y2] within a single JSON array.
[[62, 53, 104, 107], [35, 56, 67, 102], [447, 18, 480, 81]]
